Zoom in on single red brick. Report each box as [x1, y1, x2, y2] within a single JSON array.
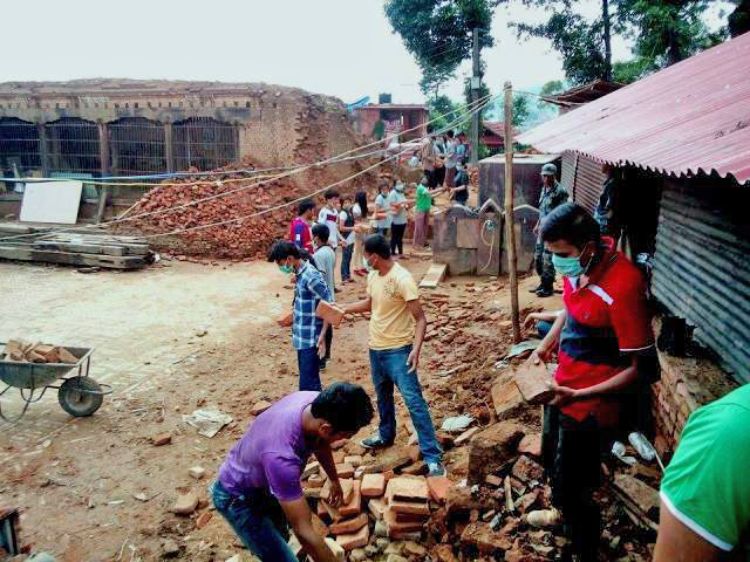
[[427, 476, 453, 503], [361, 473, 386, 498]]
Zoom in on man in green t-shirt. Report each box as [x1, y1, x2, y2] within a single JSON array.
[[413, 176, 445, 248], [655, 384, 750, 561]]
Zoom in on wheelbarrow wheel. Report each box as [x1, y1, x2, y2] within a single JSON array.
[[58, 377, 104, 417]]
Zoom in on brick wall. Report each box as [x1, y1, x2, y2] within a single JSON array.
[[652, 348, 738, 454]]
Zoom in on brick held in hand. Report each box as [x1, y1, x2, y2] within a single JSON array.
[[513, 360, 555, 405], [277, 310, 293, 328], [316, 300, 345, 328]]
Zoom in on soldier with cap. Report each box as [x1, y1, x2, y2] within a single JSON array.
[[532, 163, 569, 297]]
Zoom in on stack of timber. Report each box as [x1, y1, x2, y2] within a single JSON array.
[[0, 224, 152, 270]]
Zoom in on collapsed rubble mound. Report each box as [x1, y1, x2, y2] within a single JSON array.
[[120, 93, 381, 260]]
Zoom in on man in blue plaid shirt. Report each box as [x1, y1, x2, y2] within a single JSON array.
[[268, 240, 331, 391]]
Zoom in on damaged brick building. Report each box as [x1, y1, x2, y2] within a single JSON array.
[[0, 79, 358, 178]]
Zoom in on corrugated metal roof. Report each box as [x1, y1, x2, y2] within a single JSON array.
[[518, 32, 750, 185]]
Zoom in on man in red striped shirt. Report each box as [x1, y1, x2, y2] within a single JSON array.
[[531, 203, 654, 562]]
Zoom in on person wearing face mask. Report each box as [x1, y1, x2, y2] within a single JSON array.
[[387, 179, 409, 258], [267, 240, 332, 392], [529, 202, 654, 562], [341, 234, 445, 477], [212, 382, 374, 562]]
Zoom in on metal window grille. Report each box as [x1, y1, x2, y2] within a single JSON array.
[[0, 117, 41, 174], [44, 118, 101, 175], [173, 117, 238, 171], [109, 117, 166, 175]]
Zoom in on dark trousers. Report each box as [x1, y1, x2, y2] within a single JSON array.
[[425, 169, 438, 188], [390, 223, 406, 255], [323, 325, 333, 362], [534, 241, 555, 291], [434, 166, 446, 187], [543, 406, 603, 562], [297, 347, 321, 391], [341, 243, 353, 281]]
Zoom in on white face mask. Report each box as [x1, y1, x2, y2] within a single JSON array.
[[395, 183, 404, 192]]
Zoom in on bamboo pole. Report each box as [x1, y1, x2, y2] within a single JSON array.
[[503, 82, 521, 343]]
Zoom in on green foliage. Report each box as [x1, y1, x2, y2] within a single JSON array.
[[427, 95, 459, 131], [384, 0, 498, 96], [513, 0, 728, 85], [729, 0, 750, 37], [513, 1, 613, 85], [612, 57, 658, 83], [373, 120, 386, 140], [512, 94, 531, 128], [618, 0, 726, 66], [539, 80, 565, 97]]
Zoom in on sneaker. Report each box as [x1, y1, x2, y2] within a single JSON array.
[[360, 434, 393, 450], [427, 462, 446, 477], [536, 288, 554, 298], [528, 284, 543, 293]]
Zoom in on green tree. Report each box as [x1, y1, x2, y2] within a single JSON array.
[[729, 0, 750, 36], [512, 94, 531, 128], [618, 0, 726, 66], [384, 0, 498, 97], [513, 0, 617, 84], [427, 95, 459, 131]]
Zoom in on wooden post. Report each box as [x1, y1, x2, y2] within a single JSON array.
[[503, 82, 521, 343], [96, 121, 110, 224]]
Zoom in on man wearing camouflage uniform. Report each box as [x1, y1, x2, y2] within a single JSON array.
[[532, 163, 569, 297]]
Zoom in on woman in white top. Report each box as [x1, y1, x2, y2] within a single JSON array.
[[374, 181, 392, 237], [351, 190, 369, 277]]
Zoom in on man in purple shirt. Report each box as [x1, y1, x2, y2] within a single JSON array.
[[212, 382, 374, 562]]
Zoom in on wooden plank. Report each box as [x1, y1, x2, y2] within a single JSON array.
[[419, 263, 448, 289], [33, 241, 128, 256], [0, 245, 148, 270]]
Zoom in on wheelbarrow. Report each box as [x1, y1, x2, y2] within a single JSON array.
[[0, 344, 111, 423]]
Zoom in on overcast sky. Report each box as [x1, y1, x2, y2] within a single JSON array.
[[1, 0, 728, 104]]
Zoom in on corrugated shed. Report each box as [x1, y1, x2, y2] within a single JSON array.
[[559, 152, 607, 214], [652, 180, 750, 382], [518, 32, 750, 185]]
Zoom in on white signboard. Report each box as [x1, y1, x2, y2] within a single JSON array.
[[20, 180, 83, 224]]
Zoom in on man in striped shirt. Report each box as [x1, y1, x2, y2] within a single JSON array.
[[268, 240, 331, 391]]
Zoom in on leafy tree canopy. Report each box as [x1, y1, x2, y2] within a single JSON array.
[[385, 0, 499, 96]]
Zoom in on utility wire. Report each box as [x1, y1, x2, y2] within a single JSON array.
[[0, 92, 497, 243]]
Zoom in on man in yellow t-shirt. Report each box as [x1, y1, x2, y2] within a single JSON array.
[[342, 234, 444, 476]]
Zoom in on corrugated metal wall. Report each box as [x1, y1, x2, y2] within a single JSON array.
[[652, 179, 750, 382], [560, 151, 606, 213]]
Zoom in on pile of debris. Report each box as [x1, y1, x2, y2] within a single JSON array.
[[1, 340, 78, 364], [122, 157, 381, 260]]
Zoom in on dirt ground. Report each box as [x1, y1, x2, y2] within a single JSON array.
[[0, 251, 568, 561]]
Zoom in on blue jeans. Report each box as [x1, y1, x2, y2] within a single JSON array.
[[537, 320, 554, 339], [211, 480, 297, 562], [341, 244, 353, 281], [297, 347, 321, 391], [369, 345, 442, 464]]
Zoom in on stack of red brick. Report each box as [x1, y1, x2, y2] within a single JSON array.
[[301, 446, 454, 557]]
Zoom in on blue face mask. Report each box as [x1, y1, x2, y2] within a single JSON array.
[[552, 254, 584, 278], [364, 256, 375, 272]]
